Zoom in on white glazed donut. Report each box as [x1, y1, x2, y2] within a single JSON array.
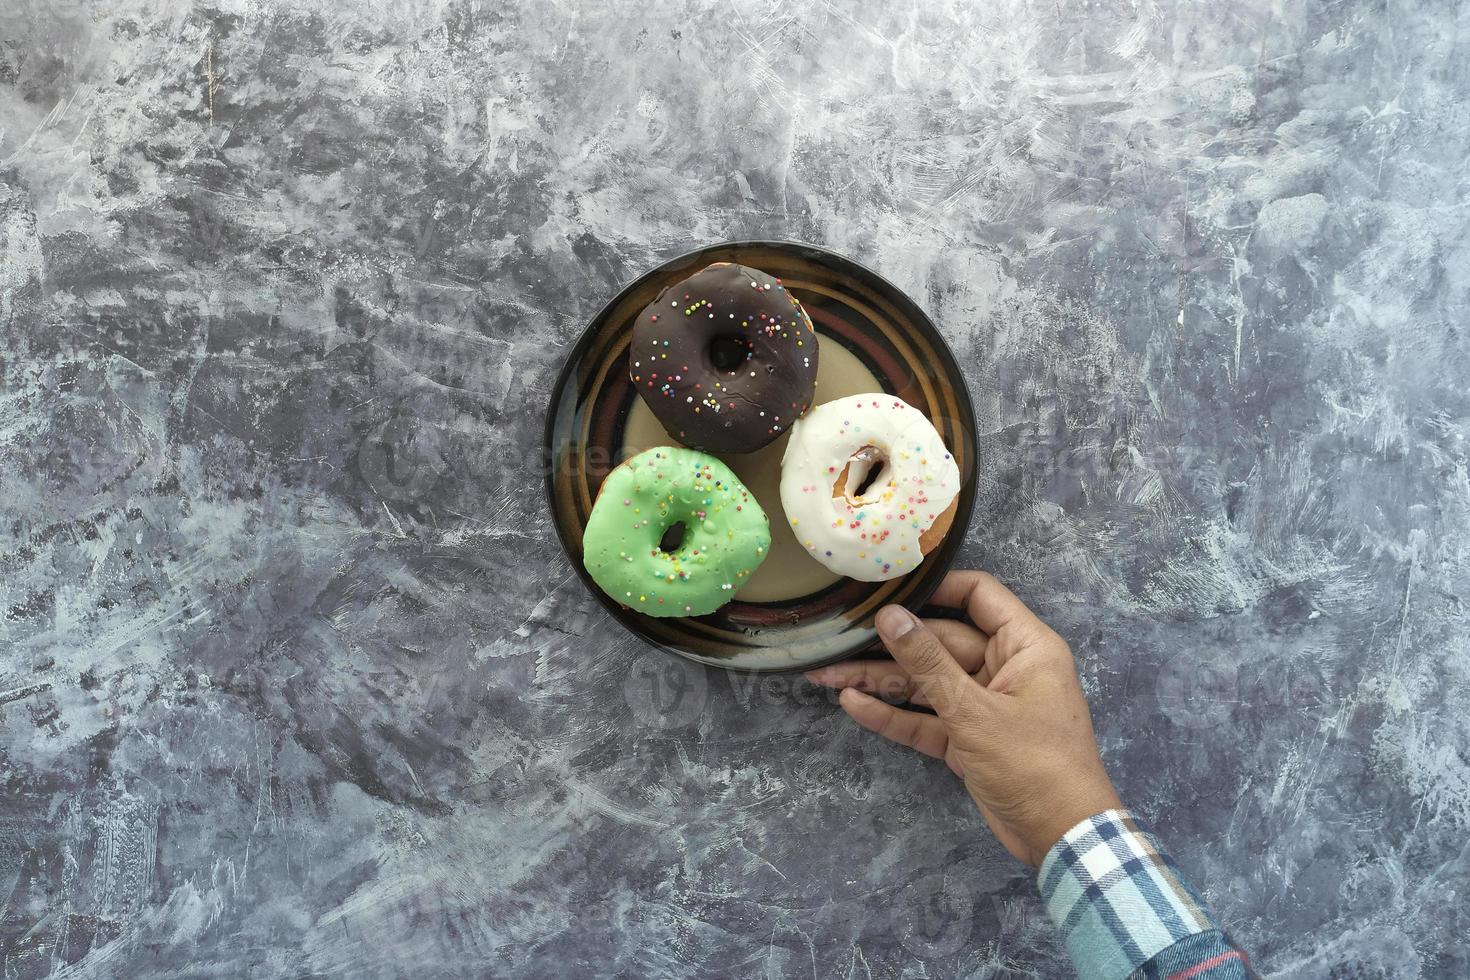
[[779, 393, 962, 581]]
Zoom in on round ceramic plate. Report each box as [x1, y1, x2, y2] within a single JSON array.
[[545, 241, 977, 672]]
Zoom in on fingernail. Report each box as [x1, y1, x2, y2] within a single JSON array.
[[803, 669, 830, 684], [875, 605, 916, 641]]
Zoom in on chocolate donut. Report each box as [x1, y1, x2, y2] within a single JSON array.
[[629, 263, 818, 454]]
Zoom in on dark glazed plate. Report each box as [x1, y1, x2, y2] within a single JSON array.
[[545, 241, 976, 672]]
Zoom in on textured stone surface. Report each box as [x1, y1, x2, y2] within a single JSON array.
[[2, 1, 1468, 976]]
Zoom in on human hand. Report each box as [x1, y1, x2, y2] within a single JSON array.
[[805, 571, 1121, 867]]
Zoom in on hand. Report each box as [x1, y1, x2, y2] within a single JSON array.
[[805, 571, 1122, 867]]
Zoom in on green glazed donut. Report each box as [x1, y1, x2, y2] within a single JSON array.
[[582, 446, 770, 617]]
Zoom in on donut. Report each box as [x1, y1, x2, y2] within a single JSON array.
[[629, 262, 818, 454], [779, 394, 961, 581], [582, 446, 771, 617]]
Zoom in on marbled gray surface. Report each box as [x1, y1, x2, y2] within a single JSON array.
[[2, 0, 1468, 976]]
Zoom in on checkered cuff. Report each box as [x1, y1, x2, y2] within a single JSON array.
[[1038, 810, 1246, 980]]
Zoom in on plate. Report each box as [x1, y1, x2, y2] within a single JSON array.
[[544, 241, 977, 672]]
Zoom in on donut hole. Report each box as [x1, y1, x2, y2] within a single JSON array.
[[658, 521, 687, 554], [833, 447, 889, 505], [708, 335, 753, 373]]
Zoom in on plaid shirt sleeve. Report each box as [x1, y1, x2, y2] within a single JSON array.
[[1037, 809, 1254, 980]]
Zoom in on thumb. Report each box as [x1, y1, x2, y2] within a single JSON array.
[[875, 605, 989, 720]]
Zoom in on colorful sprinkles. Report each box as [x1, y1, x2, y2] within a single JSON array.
[[778, 394, 961, 582], [627, 263, 819, 453], [581, 446, 771, 618]]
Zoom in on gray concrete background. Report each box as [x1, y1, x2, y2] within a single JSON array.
[[2, 1, 1468, 976]]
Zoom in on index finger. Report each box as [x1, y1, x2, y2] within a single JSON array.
[[928, 570, 1042, 636]]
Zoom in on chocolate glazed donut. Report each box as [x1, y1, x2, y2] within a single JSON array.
[[629, 262, 819, 454]]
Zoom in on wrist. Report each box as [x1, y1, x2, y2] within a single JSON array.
[[1024, 779, 1123, 866]]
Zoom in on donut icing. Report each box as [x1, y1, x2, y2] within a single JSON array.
[[629, 262, 818, 454], [582, 446, 770, 617], [779, 394, 961, 581]]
